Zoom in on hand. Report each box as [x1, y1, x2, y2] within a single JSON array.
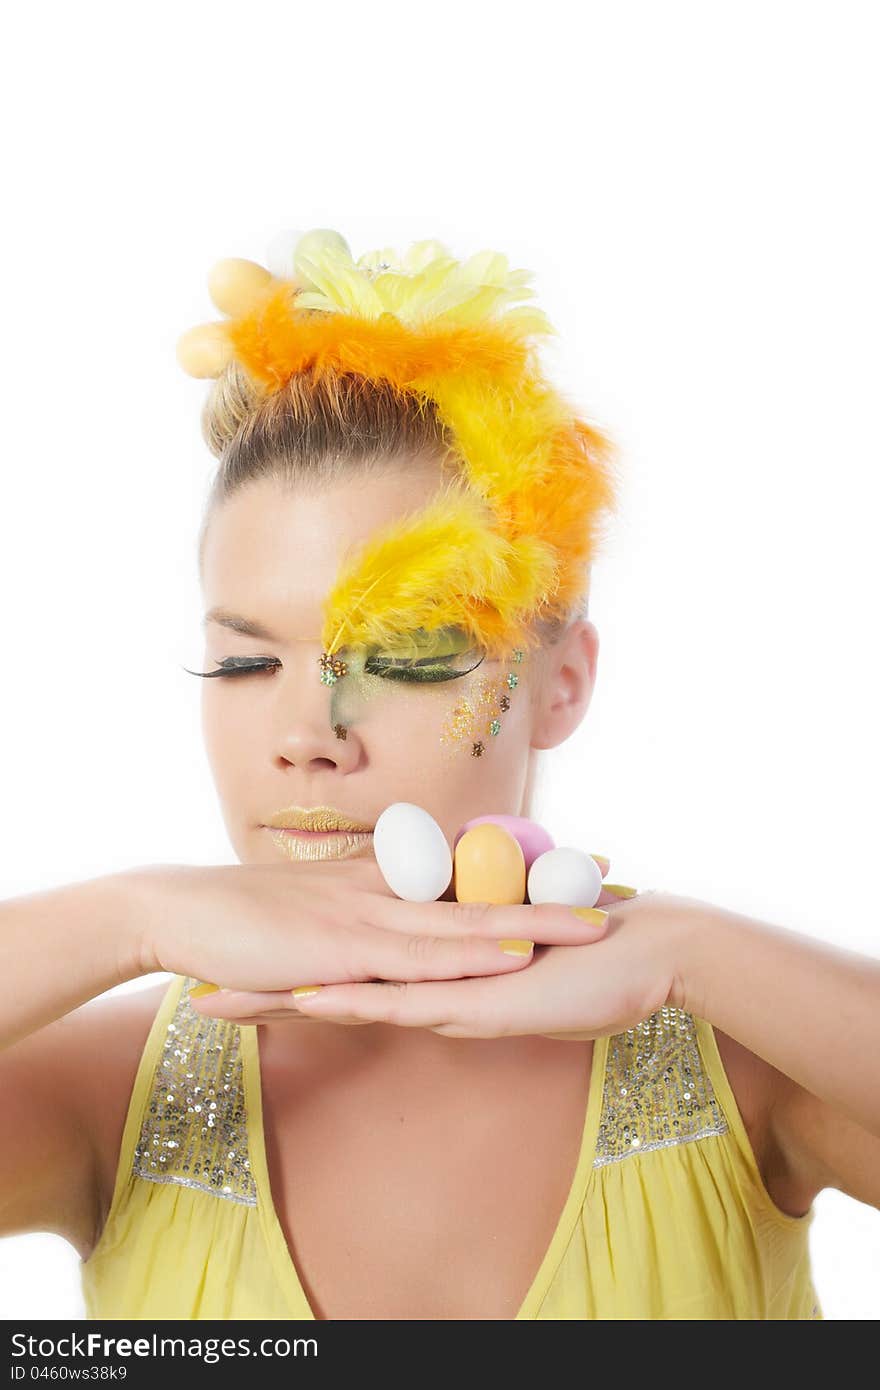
[[273, 888, 701, 1041], [130, 859, 611, 1025], [181, 854, 634, 1030]]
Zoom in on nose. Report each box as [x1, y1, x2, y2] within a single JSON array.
[[274, 719, 363, 773], [270, 654, 363, 772]]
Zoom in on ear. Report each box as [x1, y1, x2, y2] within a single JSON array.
[[529, 618, 599, 751]]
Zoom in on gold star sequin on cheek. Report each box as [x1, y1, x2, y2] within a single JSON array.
[[439, 651, 525, 764]]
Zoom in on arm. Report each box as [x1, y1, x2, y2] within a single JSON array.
[[670, 900, 880, 1210], [0, 869, 153, 1252], [0, 869, 150, 1052]]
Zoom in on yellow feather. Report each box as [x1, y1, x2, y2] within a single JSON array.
[[321, 483, 558, 660]]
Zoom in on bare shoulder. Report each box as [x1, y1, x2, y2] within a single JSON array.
[[71, 978, 174, 1241], [710, 1023, 814, 1217]]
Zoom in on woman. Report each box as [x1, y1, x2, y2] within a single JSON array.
[[1, 230, 876, 1320]]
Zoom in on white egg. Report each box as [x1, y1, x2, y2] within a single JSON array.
[[527, 847, 603, 908], [373, 802, 453, 902]]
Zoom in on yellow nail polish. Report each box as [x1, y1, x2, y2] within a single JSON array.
[[571, 907, 609, 924], [291, 985, 322, 998], [603, 883, 638, 899], [591, 853, 611, 871], [498, 939, 534, 956], [188, 982, 220, 997]]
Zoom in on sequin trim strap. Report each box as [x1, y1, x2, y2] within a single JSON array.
[[130, 975, 257, 1205], [593, 1004, 729, 1167]]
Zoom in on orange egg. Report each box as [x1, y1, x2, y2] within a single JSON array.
[[453, 823, 526, 905]]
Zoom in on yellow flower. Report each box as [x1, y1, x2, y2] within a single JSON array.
[[288, 228, 554, 335]]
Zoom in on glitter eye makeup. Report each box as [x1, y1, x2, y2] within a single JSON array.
[[183, 633, 526, 762]]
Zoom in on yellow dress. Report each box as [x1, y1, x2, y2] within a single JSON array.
[[81, 973, 823, 1320]]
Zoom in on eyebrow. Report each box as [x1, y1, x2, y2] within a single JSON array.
[[203, 608, 282, 641]]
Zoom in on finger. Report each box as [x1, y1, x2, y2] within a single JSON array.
[[291, 977, 480, 1033], [540, 1031, 597, 1042], [187, 921, 542, 1006], [594, 882, 639, 907], [585, 854, 643, 910], [294, 966, 542, 1038], [353, 920, 549, 980], [189, 988, 306, 1015], [191, 1010, 312, 1023], [366, 895, 611, 948], [223, 1013, 374, 1025], [189, 993, 374, 1025]]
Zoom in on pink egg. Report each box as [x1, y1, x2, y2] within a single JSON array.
[[453, 814, 555, 870]]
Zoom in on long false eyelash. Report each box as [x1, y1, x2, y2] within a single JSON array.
[[364, 649, 485, 682], [181, 657, 280, 678]]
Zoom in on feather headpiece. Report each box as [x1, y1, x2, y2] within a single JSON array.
[[176, 228, 620, 665]]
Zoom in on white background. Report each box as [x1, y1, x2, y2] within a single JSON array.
[[1, 0, 878, 1320]]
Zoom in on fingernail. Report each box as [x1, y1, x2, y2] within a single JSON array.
[[571, 907, 609, 925], [188, 982, 220, 997], [603, 883, 638, 899], [291, 985, 322, 998], [591, 853, 611, 873], [498, 939, 534, 956]]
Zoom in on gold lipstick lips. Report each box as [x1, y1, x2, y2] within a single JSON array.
[[263, 805, 375, 833], [261, 805, 374, 862]]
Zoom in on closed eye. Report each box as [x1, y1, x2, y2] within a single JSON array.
[[182, 657, 281, 678], [363, 649, 485, 682]]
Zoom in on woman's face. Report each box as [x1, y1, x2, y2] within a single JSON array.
[[198, 468, 571, 869]]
